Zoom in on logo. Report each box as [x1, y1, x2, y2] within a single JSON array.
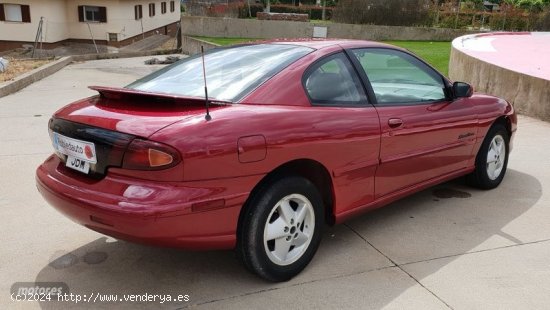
[[11, 282, 69, 297], [84, 145, 94, 159]]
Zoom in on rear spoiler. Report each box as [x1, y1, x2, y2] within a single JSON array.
[[89, 86, 232, 105]]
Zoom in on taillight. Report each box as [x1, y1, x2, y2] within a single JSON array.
[[122, 139, 181, 170]]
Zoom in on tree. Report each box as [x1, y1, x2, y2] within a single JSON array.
[[333, 0, 434, 26]]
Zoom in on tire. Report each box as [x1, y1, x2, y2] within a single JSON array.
[[467, 123, 510, 189], [237, 176, 324, 282]]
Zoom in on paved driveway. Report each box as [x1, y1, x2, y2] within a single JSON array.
[[1, 56, 549, 310]]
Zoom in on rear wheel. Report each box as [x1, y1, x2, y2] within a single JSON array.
[[467, 124, 509, 189], [237, 176, 324, 282]]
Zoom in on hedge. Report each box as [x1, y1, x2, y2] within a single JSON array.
[[239, 4, 333, 20]]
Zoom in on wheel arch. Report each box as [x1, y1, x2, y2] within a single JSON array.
[[474, 116, 511, 163], [493, 115, 513, 138], [237, 159, 336, 241]]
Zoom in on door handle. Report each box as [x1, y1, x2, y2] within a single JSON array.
[[388, 118, 403, 128]]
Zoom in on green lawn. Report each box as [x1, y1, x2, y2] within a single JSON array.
[[193, 37, 451, 76], [384, 41, 451, 76]]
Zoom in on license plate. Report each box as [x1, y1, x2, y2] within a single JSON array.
[[66, 156, 90, 174], [52, 132, 97, 164]]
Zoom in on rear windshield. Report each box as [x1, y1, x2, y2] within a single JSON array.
[[126, 44, 313, 102]]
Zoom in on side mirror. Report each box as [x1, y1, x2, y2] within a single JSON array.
[[453, 82, 473, 98]]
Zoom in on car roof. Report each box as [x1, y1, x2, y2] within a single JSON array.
[[254, 38, 398, 50]]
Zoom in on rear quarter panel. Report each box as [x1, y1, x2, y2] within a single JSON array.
[[151, 104, 382, 214]]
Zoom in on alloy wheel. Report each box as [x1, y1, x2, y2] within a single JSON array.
[[486, 134, 506, 181], [263, 194, 315, 266]]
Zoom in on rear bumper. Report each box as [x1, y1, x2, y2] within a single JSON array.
[[36, 155, 260, 250]]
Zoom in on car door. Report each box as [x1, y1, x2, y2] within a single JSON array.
[[348, 48, 478, 198], [302, 52, 381, 213]]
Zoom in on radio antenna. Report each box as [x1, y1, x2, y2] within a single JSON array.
[[201, 46, 212, 121]]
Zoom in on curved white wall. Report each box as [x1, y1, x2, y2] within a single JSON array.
[[449, 33, 550, 122]]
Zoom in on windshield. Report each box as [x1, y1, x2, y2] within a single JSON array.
[[126, 44, 313, 102]]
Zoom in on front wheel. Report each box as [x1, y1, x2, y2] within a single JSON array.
[[237, 176, 324, 282], [467, 123, 510, 189]]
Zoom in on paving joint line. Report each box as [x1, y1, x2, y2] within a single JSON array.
[[399, 237, 550, 267], [170, 227, 550, 309], [174, 259, 396, 309], [344, 223, 455, 310]]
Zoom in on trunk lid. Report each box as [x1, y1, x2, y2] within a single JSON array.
[[50, 86, 229, 177], [55, 86, 225, 138]]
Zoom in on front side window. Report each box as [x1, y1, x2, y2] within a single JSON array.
[[351, 48, 446, 104], [127, 44, 313, 102], [78, 5, 106, 23], [304, 53, 366, 105], [0, 4, 31, 22], [161, 2, 167, 14], [170, 1, 175, 12], [149, 3, 155, 17]]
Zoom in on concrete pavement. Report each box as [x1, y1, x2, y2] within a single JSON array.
[[1, 56, 549, 310]]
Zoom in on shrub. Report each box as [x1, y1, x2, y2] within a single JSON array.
[[437, 11, 485, 29], [238, 4, 265, 18], [487, 5, 531, 31], [332, 0, 436, 27], [535, 8, 550, 30], [187, 0, 243, 17], [274, 0, 338, 7], [270, 4, 333, 20]]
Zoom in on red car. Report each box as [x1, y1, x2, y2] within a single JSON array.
[[36, 40, 517, 282]]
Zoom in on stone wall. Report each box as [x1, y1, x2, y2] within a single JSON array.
[[181, 36, 221, 56], [449, 39, 550, 122], [181, 16, 477, 41], [257, 13, 309, 22]]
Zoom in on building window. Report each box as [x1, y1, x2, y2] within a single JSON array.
[[134, 5, 143, 20], [108, 33, 118, 42], [78, 5, 107, 23], [170, 1, 175, 12], [161, 2, 166, 14], [149, 3, 155, 17], [0, 4, 31, 23]]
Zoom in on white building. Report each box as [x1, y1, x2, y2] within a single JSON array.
[[0, 0, 181, 51]]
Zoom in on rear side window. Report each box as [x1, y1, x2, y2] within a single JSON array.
[[304, 53, 367, 106]]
